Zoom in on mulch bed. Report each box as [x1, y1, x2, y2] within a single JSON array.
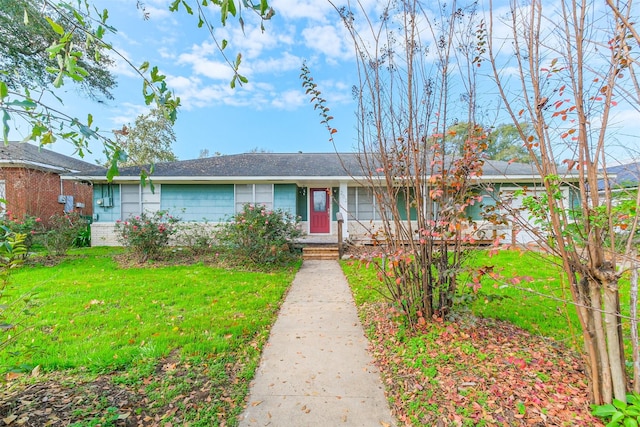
[[361, 302, 602, 426], [0, 351, 239, 426]]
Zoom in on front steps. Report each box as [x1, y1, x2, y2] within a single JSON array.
[[302, 244, 340, 260]]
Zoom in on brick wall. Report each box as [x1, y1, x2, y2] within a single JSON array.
[[0, 167, 93, 222]]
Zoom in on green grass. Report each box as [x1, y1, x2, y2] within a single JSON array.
[[0, 247, 299, 425], [465, 249, 584, 348], [2, 248, 297, 373], [344, 248, 634, 351], [343, 251, 603, 425]]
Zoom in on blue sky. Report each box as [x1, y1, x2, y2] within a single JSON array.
[[43, 0, 367, 163], [13, 0, 640, 164]]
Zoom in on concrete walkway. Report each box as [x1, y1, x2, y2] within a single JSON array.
[[238, 260, 397, 426]]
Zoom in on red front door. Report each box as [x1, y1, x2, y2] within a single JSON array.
[[310, 188, 330, 233]]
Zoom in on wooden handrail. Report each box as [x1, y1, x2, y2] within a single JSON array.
[[336, 212, 344, 258]]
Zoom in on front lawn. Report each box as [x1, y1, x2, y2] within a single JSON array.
[[342, 248, 602, 426], [0, 248, 299, 426]]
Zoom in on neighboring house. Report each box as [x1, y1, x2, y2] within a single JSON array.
[[64, 152, 581, 246], [0, 141, 98, 222]]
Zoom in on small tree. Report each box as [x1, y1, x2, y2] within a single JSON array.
[[485, 0, 640, 404], [314, 1, 485, 326], [216, 204, 303, 265]]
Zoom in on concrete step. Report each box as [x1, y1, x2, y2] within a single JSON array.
[[302, 245, 340, 260]]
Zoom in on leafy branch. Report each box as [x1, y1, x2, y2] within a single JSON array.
[[300, 61, 338, 145]]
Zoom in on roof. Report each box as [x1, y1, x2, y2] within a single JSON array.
[[0, 141, 100, 173], [604, 162, 640, 188], [70, 152, 575, 183]]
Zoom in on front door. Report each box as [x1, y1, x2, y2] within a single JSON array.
[[310, 188, 330, 233]]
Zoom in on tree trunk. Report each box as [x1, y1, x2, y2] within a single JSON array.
[[589, 278, 614, 403], [631, 250, 639, 394], [602, 274, 627, 401], [574, 276, 602, 403]]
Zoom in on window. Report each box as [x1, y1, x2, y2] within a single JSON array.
[[235, 184, 273, 212], [121, 184, 161, 218], [347, 187, 383, 220], [313, 190, 326, 212]]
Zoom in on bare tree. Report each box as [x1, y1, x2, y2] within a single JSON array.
[[317, 0, 486, 326], [486, 0, 640, 404]]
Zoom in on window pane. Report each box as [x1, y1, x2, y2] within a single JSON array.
[[235, 184, 253, 212], [347, 187, 356, 219], [313, 190, 326, 212], [121, 184, 140, 219], [358, 188, 375, 220], [255, 184, 273, 209]]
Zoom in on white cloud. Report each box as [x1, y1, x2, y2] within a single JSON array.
[[271, 0, 334, 22], [214, 23, 285, 60], [106, 48, 139, 78], [177, 46, 235, 81], [271, 89, 306, 110], [143, 5, 172, 20], [251, 52, 303, 74], [108, 103, 152, 127], [166, 74, 255, 110], [301, 24, 353, 61]]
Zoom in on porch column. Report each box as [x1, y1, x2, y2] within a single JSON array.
[[339, 181, 348, 238]]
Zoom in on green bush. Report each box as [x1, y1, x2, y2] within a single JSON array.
[[72, 222, 91, 248], [216, 204, 303, 265], [114, 211, 180, 262], [592, 392, 640, 426], [0, 230, 31, 352], [42, 212, 89, 256], [0, 213, 42, 252]]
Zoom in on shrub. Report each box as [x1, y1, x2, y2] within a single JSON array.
[[42, 212, 89, 256], [0, 230, 33, 352], [0, 212, 42, 253], [114, 211, 180, 262], [72, 221, 92, 248], [592, 392, 640, 426], [216, 204, 304, 265], [175, 220, 215, 255]]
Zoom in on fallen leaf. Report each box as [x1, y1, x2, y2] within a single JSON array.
[[3, 414, 17, 425]]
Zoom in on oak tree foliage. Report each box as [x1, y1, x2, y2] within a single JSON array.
[[0, 0, 116, 101], [113, 108, 178, 167]]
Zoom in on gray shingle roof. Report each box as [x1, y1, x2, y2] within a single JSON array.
[[76, 152, 557, 180], [604, 162, 640, 188], [0, 141, 100, 173]]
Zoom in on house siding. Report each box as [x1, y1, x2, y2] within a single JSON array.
[[0, 167, 93, 224], [296, 187, 308, 221], [331, 187, 340, 220], [161, 184, 234, 221], [93, 184, 121, 223], [273, 184, 297, 216]]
